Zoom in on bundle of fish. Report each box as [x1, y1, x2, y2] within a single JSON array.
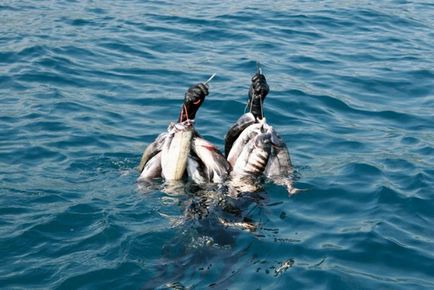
[[224, 70, 295, 194], [137, 76, 230, 185], [138, 69, 295, 195]]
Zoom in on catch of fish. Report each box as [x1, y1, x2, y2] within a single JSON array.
[[137, 68, 295, 194]]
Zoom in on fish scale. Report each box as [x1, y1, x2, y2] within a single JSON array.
[[227, 122, 263, 167], [232, 133, 272, 177], [161, 124, 193, 181]]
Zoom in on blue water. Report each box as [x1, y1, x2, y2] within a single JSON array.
[[1, 1, 434, 289]]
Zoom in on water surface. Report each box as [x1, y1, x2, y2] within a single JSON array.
[[1, 1, 434, 289]]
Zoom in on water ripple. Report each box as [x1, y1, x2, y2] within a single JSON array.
[[1, 0, 434, 289]]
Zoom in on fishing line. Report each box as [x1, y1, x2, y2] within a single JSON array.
[[204, 73, 216, 85]]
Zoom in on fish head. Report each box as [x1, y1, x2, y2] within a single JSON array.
[[269, 127, 285, 147], [174, 120, 194, 132], [254, 133, 272, 151]]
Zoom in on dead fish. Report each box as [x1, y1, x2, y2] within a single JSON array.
[[226, 68, 297, 194], [137, 79, 211, 183], [263, 127, 298, 194], [137, 151, 162, 181], [137, 130, 168, 173], [186, 154, 207, 184], [161, 121, 194, 181], [264, 128, 293, 178], [232, 132, 272, 178], [191, 137, 231, 183], [224, 112, 256, 157], [227, 120, 266, 167]]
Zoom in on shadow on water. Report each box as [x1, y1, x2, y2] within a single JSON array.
[[138, 180, 267, 289], [138, 173, 299, 290]]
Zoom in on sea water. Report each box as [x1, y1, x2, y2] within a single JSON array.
[[1, 1, 433, 289]]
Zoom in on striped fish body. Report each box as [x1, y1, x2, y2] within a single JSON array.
[[161, 123, 193, 181], [232, 132, 272, 177], [227, 122, 263, 167], [224, 112, 256, 157], [265, 127, 293, 178]]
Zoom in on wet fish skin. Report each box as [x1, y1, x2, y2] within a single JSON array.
[[138, 151, 162, 181], [137, 132, 167, 173], [192, 137, 231, 183], [232, 132, 272, 177], [224, 112, 256, 157], [264, 142, 293, 178], [264, 127, 296, 194], [161, 122, 194, 181], [187, 154, 207, 184], [227, 120, 268, 167]]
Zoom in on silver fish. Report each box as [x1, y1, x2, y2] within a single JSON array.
[[224, 112, 256, 157], [227, 120, 266, 167], [218, 217, 256, 232], [232, 132, 272, 177], [161, 122, 193, 181], [264, 128, 296, 194], [137, 131, 167, 173], [137, 151, 162, 181], [191, 137, 231, 183], [186, 154, 207, 184], [264, 128, 293, 178]]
